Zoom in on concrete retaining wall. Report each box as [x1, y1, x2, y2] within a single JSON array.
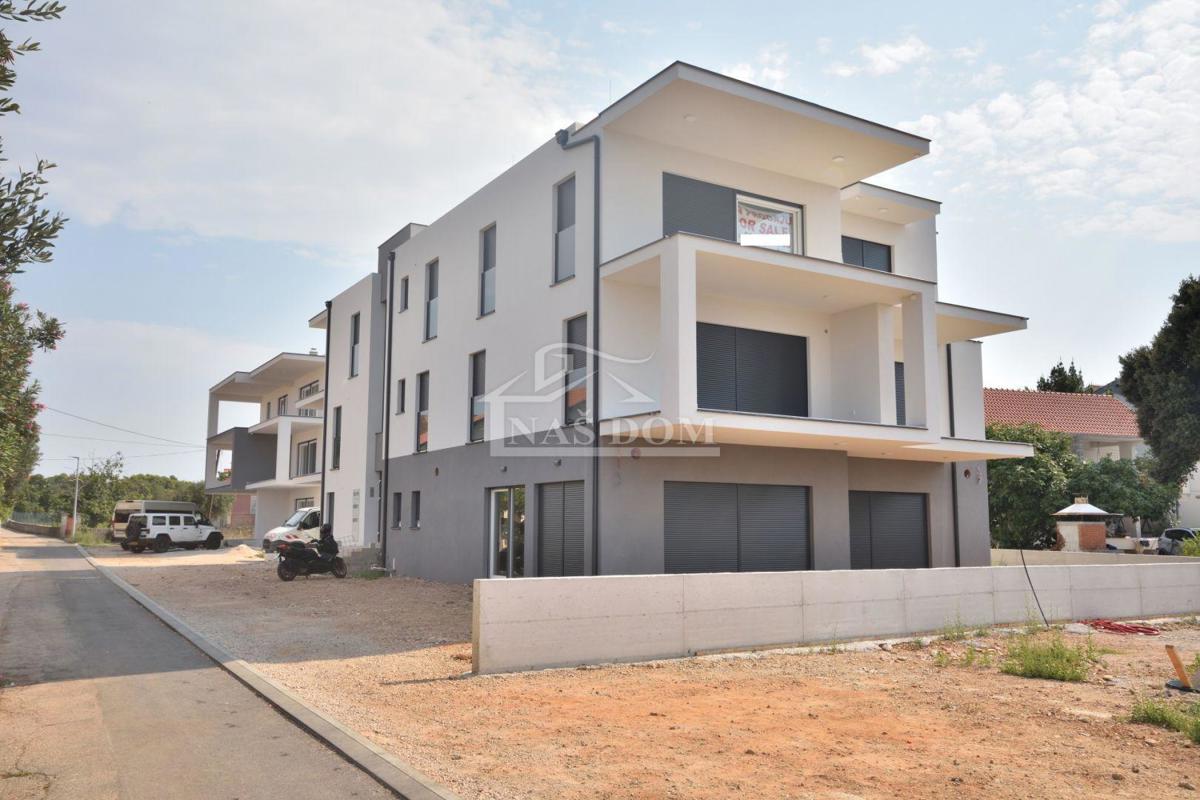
[[472, 563, 1200, 674], [991, 548, 1200, 566], [4, 520, 63, 537]]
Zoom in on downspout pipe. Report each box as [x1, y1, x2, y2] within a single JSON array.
[[946, 342, 960, 567], [380, 258, 396, 571], [555, 127, 602, 575], [319, 300, 332, 526]]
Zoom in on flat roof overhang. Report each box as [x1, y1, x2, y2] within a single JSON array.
[[245, 474, 320, 491], [600, 412, 1034, 462], [248, 414, 323, 435], [308, 308, 329, 330], [935, 302, 1027, 343], [574, 62, 928, 186], [209, 352, 325, 402], [841, 182, 941, 224]]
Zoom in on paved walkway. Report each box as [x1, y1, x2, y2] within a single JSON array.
[[0, 528, 394, 799]]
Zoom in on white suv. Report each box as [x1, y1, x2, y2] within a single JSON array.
[[262, 507, 321, 553], [122, 512, 224, 554]]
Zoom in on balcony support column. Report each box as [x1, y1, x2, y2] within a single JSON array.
[[830, 304, 895, 424], [902, 291, 941, 436], [207, 394, 220, 437], [659, 239, 696, 420], [275, 417, 293, 481]]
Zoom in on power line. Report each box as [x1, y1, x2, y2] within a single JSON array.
[[40, 432, 191, 447], [40, 448, 204, 461], [42, 407, 201, 447]]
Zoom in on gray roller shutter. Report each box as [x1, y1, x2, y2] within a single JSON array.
[[848, 491, 872, 570], [737, 484, 810, 571], [849, 491, 928, 569], [538, 481, 585, 577], [662, 174, 736, 242], [894, 362, 906, 426], [562, 481, 585, 576], [664, 481, 738, 573], [697, 323, 737, 411]]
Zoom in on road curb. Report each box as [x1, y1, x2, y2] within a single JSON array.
[[75, 545, 460, 800]]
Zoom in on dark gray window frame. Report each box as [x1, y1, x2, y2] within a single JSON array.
[[399, 275, 409, 312], [841, 235, 893, 272], [415, 371, 430, 453], [391, 491, 403, 529], [423, 259, 439, 341], [469, 350, 486, 443], [331, 406, 342, 470], [564, 314, 588, 425], [277, 394, 288, 417], [411, 490, 421, 529], [553, 174, 576, 284], [349, 311, 361, 378], [396, 377, 406, 415], [479, 223, 497, 316], [294, 438, 318, 477]]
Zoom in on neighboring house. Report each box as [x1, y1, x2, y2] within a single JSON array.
[[982, 388, 1146, 462], [206, 61, 1035, 575], [983, 386, 1200, 528], [205, 274, 384, 547]]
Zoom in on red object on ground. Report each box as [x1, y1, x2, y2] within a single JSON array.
[[1085, 619, 1160, 635]]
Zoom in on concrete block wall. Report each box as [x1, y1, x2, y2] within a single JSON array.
[[473, 562, 1200, 674]]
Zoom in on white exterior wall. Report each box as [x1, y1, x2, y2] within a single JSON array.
[[252, 487, 318, 541], [323, 274, 381, 548], [385, 138, 596, 458], [840, 212, 938, 283], [254, 368, 324, 424], [1179, 467, 1200, 528]]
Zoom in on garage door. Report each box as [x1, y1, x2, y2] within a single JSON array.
[[664, 482, 810, 573], [538, 481, 585, 577], [848, 491, 929, 569]]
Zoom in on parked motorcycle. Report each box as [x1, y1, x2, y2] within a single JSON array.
[[275, 539, 348, 581]]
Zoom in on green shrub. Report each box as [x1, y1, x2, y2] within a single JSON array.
[[1130, 698, 1200, 743], [1181, 536, 1200, 558], [1000, 632, 1101, 682]]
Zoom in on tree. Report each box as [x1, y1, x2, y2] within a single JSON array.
[[75, 454, 123, 527], [0, 2, 67, 512], [1119, 276, 1200, 486], [986, 422, 1076, 548], [1036, 359, 1086, 393], [1067, 456, 1179, 527]]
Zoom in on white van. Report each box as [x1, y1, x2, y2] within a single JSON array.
[[122, 512, 223, 553], [111, 500, 198, 542], [262, 506, 321, 552]]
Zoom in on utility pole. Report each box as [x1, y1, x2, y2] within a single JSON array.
[[70, 455, 80, 540]]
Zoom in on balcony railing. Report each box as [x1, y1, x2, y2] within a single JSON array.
[[299, 380, 321, 399]]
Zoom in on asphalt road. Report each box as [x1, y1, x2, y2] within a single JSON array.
[[0, 528, 395, 800]]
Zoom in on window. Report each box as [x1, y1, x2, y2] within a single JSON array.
[[469, 351, 486, 442], [325, 492, 335, 527], [424, 259, 438, 340], [841, 236, 892, 272], [554, 176, 576, 282], [488, 486, 526, 578], [736, 195, 800, 253], [263, 402, 271, 421], [391, 492, 403, 528], [331, 406, 342, 469], [415, 372, 430, 452], [564, 315, 587, 424], [412, 490, 421, 528], [349, 312, 361, 377], [277, 395, 288, 416], [168, 515, 181, 526], [295, 497, 314, 511], [152, 515, 166, 526], [399, 276, 409, 312], [480, 225, 496, 315], [181, 515, 195, 526], [295, 439, 318, 476], [298, 380, 320, 399], [696, 323, 809, 417], [396, 378, 406, 415]]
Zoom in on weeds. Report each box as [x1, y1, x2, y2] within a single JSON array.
[[1129, 697, 1200, 744], [353, 569, 388, 580], [939, 615, 970, 642], [1188, 652, 1200, 676], [70, 528, 111, 547], [999, 632, 1103, 682], [933, 650, 951, 667]]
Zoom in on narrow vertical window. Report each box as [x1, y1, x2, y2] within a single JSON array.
[[349, 312, 361, 377], [395, 377, 406, 415], [391, 492, 403, 528], [416, 371, 430, 453], [554, 176, 576, 282], [325, 492, 335, 527], [412, 490, 421, 528], [479, 224, 496, 316], [564, 314, 587, 424], [277, 394, 287, 416], [331, 406, 342, 469], [469, 351, 486, 442], [424, 260, 438, 340], [399, 276, 409, 312]]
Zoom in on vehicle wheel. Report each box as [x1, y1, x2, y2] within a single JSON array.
[[182, 543, 198, 550], [276, 561, 297, 582], [153, 535, 170, 554], [132, 545, 145, 554], [120, 541, 130, 551], [205, 532, 223, 550], [332, 558, 348, 579]]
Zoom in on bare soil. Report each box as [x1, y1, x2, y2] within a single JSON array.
[[94, 550, 1200, 799]]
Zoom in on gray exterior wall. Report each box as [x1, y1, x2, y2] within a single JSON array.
[[227, 428, 276, 491]]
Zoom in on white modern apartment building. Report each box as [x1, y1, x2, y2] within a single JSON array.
[[209, 62, 1033, 577]]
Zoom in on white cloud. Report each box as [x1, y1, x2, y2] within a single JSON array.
[[722, 44, 790, 90], [828, 34, 932, 77], [600, 20, 654, 36], [904, 0, 1200, 242], [7, 1, 585, 266], [951, 42, 986, 62]]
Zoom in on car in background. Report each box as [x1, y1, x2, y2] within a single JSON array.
[[122, 512, 223, 553], [110, 499, 198, 542], [1157, 527, 1198, 556], [262, 506, 321, 553]]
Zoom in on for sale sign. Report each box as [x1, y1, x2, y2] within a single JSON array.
[[737, 199, 795, 252]]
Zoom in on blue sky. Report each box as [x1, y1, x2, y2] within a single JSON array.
[[9, 0, 1198, 478]]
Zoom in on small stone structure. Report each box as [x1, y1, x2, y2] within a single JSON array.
[[1053, 497, 1112, 552]]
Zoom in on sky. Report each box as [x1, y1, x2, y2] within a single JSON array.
[[8, 0, 1198, 479]]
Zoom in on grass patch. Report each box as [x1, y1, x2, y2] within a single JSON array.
[[939, 615, 970, 642], [1130, 697, 1200, 743], [353, 569, 388, 580], [70, 528, 111, 547], [932, 649, 951, 667], [1000, 632, 1102, 682]]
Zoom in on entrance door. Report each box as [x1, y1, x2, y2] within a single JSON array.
[[488, 486, 526, 578]]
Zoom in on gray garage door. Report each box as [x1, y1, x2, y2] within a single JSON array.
[[538, 481, 585, 577], [664, 482, 810, 573], [848, 491, 929, 569]]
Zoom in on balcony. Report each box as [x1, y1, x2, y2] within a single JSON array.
[[598, 233, 1031, 463], [205, 427, 277, 492]]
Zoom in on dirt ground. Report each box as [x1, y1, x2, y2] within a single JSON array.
[[93, 546, 1200, 800]]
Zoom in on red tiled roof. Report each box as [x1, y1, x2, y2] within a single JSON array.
[[983, 388, 1142, 438]]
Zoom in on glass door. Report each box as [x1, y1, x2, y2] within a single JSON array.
[[488, 486, 525, 578]]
